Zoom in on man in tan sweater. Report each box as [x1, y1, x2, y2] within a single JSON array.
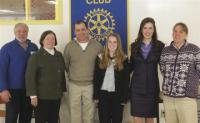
[[64, 20, 102, 123]]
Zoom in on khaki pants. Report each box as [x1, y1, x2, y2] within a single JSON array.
[[69, 82, 95, 123], [163, 95, 197, 123]]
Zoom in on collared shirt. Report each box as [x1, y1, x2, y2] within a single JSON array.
[[44, 47, 55, 55], [78, 42, 88, 51], [16, 40, 28, 50], [172, 40, 186, 50]]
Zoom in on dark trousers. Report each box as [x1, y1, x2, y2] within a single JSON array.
[[6, 89, 33, 123], [35, 99, 61, 123], [98, 91, 124, 123]]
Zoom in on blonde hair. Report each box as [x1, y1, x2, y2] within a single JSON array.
[[99, 33, 126, 70]]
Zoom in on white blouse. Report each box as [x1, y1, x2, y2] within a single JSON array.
[[101, 62, 115, 92]]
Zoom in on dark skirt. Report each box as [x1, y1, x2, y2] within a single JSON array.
[[130, 92, 159, 117]]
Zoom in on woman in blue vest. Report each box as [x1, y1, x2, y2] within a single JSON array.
[[130, 17, 164, 123]]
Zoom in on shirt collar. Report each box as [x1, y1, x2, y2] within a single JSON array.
[[170, 40, 187, 50]]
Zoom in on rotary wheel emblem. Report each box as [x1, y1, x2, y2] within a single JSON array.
[[84, 8, 115, 42]]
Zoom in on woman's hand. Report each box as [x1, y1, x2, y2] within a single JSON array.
[[94, 99, 99, 103], [0, 90, 11, 103], [31, 97, 38, 107]]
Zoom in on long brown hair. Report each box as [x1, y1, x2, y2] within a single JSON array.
[[133, 17, 159, 56], [99, 33, 126, 70]]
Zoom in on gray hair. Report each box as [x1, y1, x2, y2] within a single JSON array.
[[14, 23, 29, 33]]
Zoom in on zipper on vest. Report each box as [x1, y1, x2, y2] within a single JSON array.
[[169, 50, 179, 96]]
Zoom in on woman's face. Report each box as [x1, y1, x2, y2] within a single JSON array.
[[43, 33, 56, 49], [142, 22, 154, 41], [173, 25, 187, 44], [108, 36, 118, 53]]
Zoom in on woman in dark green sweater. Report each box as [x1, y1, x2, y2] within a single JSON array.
[[26, 30, 66, 123]]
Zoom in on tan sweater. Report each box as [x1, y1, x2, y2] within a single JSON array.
[[64, 39, 102, 85]]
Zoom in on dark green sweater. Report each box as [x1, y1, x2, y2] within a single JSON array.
[[26, 48, 66, 100]]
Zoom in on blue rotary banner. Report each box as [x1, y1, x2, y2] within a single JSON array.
[[71, 0, 128, 52]]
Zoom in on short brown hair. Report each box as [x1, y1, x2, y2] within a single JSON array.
[[39, 30, 57, 47], [75, 20, 88, 29], [173, 22, 188, 34]]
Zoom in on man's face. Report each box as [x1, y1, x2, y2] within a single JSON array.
[[75, 23, 89, 42], [15, 25, 28, 43]]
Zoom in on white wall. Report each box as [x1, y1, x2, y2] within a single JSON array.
[[0, 0, 200, 123], [130, 0, 200, 46]]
